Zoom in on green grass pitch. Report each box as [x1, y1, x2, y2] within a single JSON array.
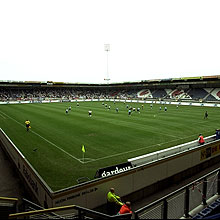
[[0, 101, 219, 191]]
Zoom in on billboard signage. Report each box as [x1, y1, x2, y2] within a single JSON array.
[[94, 162, 133, 178]]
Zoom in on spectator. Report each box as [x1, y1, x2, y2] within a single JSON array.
[[119, 201, 132, 215], [107, 188, 123, 215], [198, 134, 205, 145], [216, 129, 220, 140]]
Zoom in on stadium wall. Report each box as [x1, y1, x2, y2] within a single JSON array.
[[1, 127, 220, 210]]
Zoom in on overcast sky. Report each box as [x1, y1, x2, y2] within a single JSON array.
[[0, 0, 220, 84]]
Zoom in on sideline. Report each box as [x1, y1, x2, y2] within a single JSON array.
[[0, 110, 83, 164]]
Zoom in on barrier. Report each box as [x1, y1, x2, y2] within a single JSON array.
[[134, 169, 220, 219], [128, 135, 216, 167]]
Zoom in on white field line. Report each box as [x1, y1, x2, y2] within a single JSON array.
[[83, 127, 215, 164], [0, 109, 215, 165], [79, 158, 95, 163], [0, 113, 6, 119], [0, 110, 83, 164]]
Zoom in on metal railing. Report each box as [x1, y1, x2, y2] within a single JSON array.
[[134, 168, 220, 219], [0, 197, 18, 219], [8, 198, 132, 219]]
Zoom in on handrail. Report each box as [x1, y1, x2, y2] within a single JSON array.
[[0, 197, 18, 202], [8, 205, 76, 219], [8, 203, 132, 219], [21, 198, 62, 218]]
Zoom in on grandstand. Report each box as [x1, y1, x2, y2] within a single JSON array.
[[0, 75, 220, 219], [1, 75, 220, 102]]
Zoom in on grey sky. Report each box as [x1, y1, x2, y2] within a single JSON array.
[[0, 0, 220, 84]]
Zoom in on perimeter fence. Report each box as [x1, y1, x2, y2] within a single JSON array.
[[134, 168, 220, 219]]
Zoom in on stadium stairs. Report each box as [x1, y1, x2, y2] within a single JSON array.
[[0, 197, 18, 219], [0, 197, 132, 219]]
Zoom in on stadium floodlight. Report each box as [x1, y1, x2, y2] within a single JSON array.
[[104, 44, 110, 84]]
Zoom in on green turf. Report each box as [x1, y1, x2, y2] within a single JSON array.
[[0, 101, 219, 191]]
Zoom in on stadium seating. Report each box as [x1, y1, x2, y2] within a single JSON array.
[[188, 88, 209, 100], [164, 89, 189, 100], [206, 88, 220, 101], [1, 86, 220, 102], [137, 89, 153, 99], [151, 89, 167, 98]]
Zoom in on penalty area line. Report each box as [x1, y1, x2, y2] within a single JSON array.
[[0, 110, 83, 164]]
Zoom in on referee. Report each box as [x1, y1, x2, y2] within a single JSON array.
[[25, 119, 31, 131]]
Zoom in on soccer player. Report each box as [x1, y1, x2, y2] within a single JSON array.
[[66, 108, 69, 114], [164, 106, 167, 112], [159, 106, 162, 111], [150, 104, 153, 109], [204, 111, 208, 119], [128, 109, 132, 116], [141, 105, 144, 110], [108, 105, 111, 110], [88, 110, 92, 117], [77, 103, 79, 107], [116, 107, 119, 113], [137, 107, 140, 113], [69, 106, 71, 111], [25, 119, 31, 131]]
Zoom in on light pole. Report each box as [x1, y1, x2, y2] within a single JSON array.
[[104, 44, 110, 84]]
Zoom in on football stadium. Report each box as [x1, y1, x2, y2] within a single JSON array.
[[1, 1, 220, 218], [1, 76, 220, 219]]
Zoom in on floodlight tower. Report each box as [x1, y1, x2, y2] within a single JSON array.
[[104, 44, 110, 84]]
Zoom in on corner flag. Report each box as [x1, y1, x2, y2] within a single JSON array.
[[82, 145, 86, 153]]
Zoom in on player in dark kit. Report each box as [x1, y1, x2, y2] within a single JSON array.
[[204, 111, 208, 119], [88, 110, 92, 117]]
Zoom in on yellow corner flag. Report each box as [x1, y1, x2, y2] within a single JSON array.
[[82, 145, 86, 153]]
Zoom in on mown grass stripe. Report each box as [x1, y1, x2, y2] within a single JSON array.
[[0, 110, 83, 164]]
